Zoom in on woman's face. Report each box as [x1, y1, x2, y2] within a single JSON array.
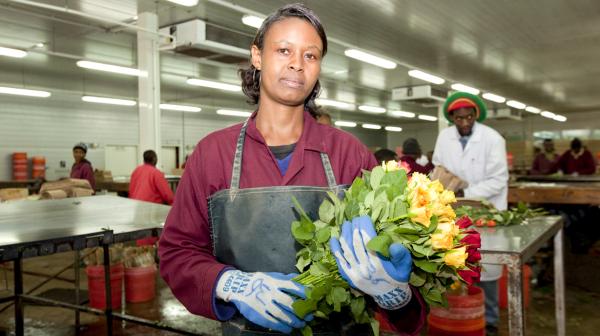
[[252, 17, 323, 108], [73, 148, 85, 163]]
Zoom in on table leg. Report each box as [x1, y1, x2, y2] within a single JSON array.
[[507, 258, 524, 336], [103, 244, 113, 336], [14, 257, 23, 336], [554, 229, 566, 336], [74, 250, 81, 333]]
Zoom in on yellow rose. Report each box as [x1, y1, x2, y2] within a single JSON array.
[[383, 160, 400, 172], [430, 180, 444, 193], [439, 190, 456, 205], [437, 221, 459, 238], [444, 246, 468, 268], [432, 203, 457, 220], [431, 232, 454, 250], [410, 206, 431, 227]]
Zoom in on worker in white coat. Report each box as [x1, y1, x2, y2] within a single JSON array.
[[432, 91, 508, 336]]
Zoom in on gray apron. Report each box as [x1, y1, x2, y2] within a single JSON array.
[[209, 120, 370, 335]]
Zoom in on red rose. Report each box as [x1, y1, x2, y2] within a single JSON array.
[[467, 250, 481, 263], [460, 230, 481, 249], [456, 215, 472, 229], [458, 266, 481, 285]]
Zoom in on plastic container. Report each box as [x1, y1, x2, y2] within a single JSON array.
[[12, 152, 28, 180], [31, 156, 46, 179], [428, 286, 485, 336], [86, 263, 124, 309], [125, 265, 157, 303], [498, 264, 531, 309], [135, 237, 159, 246]]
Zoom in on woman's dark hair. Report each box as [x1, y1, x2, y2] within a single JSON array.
[[143, 150, 158, 165], [239, 3, 327, 118]]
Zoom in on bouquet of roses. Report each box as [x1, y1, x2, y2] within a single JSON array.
[[290, 161, 481, 335]]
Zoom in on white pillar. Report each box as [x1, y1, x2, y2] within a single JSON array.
[[137, 11, 161, 166], [437, 103, 448, 133]]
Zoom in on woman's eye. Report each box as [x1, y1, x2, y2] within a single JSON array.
[[305, 53, 317, 60], [278, 48, 289, 54]]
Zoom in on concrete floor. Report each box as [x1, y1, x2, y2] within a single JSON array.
[[0, 250, 599, 336]]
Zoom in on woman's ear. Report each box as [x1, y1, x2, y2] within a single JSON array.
[[251, 45, 261, 70]]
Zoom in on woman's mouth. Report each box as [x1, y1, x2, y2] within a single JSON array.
[[280, 78, 304, 89]]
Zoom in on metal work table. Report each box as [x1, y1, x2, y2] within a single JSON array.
[[96, 175, 181, 196], [508, 182, 600, 205], [514, 174, 600, 183], [0, 195, 180, 336], [476, 216, 565, 336]]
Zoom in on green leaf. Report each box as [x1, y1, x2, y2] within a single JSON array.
[[335, 203, 346, 226], [291, 220, 314, 241], [370, 318, 380, 336], [370, 204, 384, 223], [412, 243, 434, 257], [409, 270, 426, 286], [315, 227, 331, 243], [350, 296, 366, 322], [295, 254, 311, 272], [364, 191, 375, 208], [300, 325, 313, 336], [292, 299, 317, 319], [414, 258, 440, 273], [318, 199, 335, 223], [313, 220, 329, 230], [310, 282, 331, 300], [366, 234, 392, 257], [313, 311, 328, 319], [328, 286, 349, 312], [309, 262, 330, 276], [350, 178, 366, 197], [370, 166, 385, 190]]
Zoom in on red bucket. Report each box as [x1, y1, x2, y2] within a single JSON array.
[[86, 263, 123, 309], [428, 286, 485, 336], [125, 265, 157, 303]]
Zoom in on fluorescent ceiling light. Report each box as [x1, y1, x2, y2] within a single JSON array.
[[216, 109, 252, 117], [315, 98, 355, 110], [334, 120, 357, 127], [384, 126, 403, 132], [553, 114, 567, 122], [451, 83, 480, 95], [165, 0, 199, 6], [82, 96, 136, 106], [186, 78, 241, 92], [482, 92, 506, 103], [418, 114, 438, 121], [242, 15, 264, 29], [0, 46, 27, 58], [77, 60, 145, 77], [408, 70, 445, 85], [0, 86, 50, 98], [525, 106, 541, 114], [358, 105, 386, 114], [506, 100, 526, 109], [160, 104, 201, 112], [344, 49, 397, 69], [390, 110, 415, 118], [362, 123, 382, 130], [540, 111, 556, 119]]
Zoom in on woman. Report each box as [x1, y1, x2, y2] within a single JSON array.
[[70, 142, 95, 190], [159, 4, 424, 335]]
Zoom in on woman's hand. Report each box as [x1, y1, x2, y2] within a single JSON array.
[[215, 270, 310, 334], [330, 216, 413, 310]]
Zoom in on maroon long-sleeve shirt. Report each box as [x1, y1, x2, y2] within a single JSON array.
[[159, 111, 425, 335], [557, 149, 596, 175], [530, 152, 559, 175], [70, 159, 95, 190]]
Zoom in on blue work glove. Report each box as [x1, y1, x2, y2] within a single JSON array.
[[215, 270, 308, 334], [330, 215, 413, 310]]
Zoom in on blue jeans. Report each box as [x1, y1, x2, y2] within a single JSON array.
[[478, 280, 499, 327]]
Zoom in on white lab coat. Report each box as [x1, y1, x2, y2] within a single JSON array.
[[433, 122, 509, 281]]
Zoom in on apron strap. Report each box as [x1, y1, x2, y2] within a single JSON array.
[[230, 119, 249, 190], [320, 152, 338, 188], [230, 118, 339, 190]]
